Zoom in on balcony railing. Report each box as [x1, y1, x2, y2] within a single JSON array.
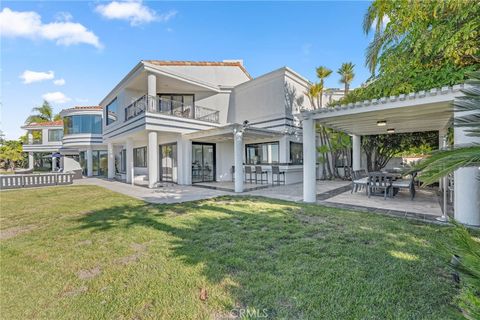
[[124, 95, 220, 124]]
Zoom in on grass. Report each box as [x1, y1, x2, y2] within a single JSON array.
[[0, 185, 461, 319]]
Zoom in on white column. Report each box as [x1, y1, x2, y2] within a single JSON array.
[[454, 114, 480, 226], [352, 134, 361, 171], [86, 147, 93, 177], [51, 156, 55, 172], [303, 117, 316, 202], [148, 131, 159, 188], [177, 136, 192, 185], [28, 152, 34, 169], [126, 138, 133, 184], [107, 142, 115, 179], [147, 73, 157, 112], [234, 128, 244, 193], [27, 132, 33, 144]]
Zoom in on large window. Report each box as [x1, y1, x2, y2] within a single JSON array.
[[106, 98, 118, 125], [134, 147, 147, 167], [245, 142, 279, 165], [48, 129, 63, 142], [290, 142, 303, 164], [63, 115, 102, 134]]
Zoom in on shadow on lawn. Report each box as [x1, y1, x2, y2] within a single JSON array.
[[74, 196, 457, 319]]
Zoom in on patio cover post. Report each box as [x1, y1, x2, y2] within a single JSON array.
[[454, 111, 480, 227], [126, 138, 133, 184], [303, 116, 316, 202], [352, 135, 361, 171], [148, 131, 159, 188], [28, 152, 33, 169], [233, 127, 244, 193], [107, 142, 115, 179]]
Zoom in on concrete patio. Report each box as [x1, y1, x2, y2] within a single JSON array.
[[74, 178, 444, 221]]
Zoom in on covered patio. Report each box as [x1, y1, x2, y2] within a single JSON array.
[[300, 85, 480, 227]]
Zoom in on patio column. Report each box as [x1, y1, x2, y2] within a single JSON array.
[[352, 134, 361, 171], [147, 73, 157, 112], [303, 116, 316, 202], [107, 142, 115, 179], [126, 138, 134, 184], [28, 152, 34, 169], [454, 112, 480, 226], [148, 131, 159, 188], [234, 127, 244, 193], [177, 137, 192, 185], [86, 147, 93, 177], [51, 155, 55, 171]]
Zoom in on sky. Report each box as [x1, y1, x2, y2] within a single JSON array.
[[1, 1, 372, 140]]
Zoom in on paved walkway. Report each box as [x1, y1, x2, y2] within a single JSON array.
[[75, 178, 231, 204], [75, 178, 443, 222]]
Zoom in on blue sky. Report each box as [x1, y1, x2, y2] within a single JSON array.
[[1, 1, 372, 139]]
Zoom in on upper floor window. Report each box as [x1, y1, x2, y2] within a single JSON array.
[[48, 129, 63, 142], [63, 115, 102, 135], [245, 142, 279, 165], [106, 98, 118, 125], [290, 142, 303, 164]]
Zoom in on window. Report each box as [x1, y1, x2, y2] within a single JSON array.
[[63, 115, 102, 134], [245, 142, 279, 165], [290, 142, 303, 164], [48, 129, 63, 142], [120, 149, 126, 173], [134, 147, 147, 167], [106, 98, 118, 125]]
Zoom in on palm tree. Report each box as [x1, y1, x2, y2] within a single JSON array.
[[306, 83, 323, 109], [315, 66, 332, 107], [338, 62, 355, 95], [363, 0, 393, 75], [25, 101, 60, 124], [414, 71, 480, 185]]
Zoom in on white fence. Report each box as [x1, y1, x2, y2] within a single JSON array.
[[0, 173, 75, 190]]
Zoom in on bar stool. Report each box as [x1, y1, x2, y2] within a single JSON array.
[[271, 165, 285, 185], [255, 166, 268, 184]]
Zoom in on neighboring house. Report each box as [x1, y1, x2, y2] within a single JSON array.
[[21, 121, 63, 171], [59, 106, 106, 176], [322, 88, 345, 107], [99, 60, 314, 189], [21, 106, 107, 176]]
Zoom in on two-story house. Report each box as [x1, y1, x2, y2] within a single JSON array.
[[99, 60, 315, 191]]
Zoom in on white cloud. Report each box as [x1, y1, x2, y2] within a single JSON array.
[[95, 1, 176, 26], [20, 70, 54, 84], [53, 78, 66, 86], [0, 8, 102, 48], [42, 91, 71, 104]]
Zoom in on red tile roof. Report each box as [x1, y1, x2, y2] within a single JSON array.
[[144, 60, 252, 79], [23, 120, 63, 128], [63, 105, 103, 111]]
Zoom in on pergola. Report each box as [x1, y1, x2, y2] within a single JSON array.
[[300, 84, 480, 227]]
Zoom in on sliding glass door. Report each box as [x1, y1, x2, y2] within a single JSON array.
[[160, 143, 178, 183], [192, 143, 215, 183]]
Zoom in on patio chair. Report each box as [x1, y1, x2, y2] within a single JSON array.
[[271, 165, 285, 185], [390, 172, 417, 200], [367, 172, 392, 200], [343, 166, 352, 180], [244, 166, 254, 183], [351, 170, 369, 194], [255, 166, 268, 184]]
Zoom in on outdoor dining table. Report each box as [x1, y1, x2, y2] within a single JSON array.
[[369, 171, 405, 197]]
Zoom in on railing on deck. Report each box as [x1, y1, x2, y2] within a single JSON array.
[[124, 95, 219, 123], [0, 172, 75, 189]]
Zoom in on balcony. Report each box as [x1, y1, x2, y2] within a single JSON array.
[[124, 95, 220, 124]]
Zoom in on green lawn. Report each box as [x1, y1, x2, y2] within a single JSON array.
[[0, 186, 461, 319]]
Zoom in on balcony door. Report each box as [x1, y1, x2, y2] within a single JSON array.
[[192, 143, 215, 183], [159, 143, 178, 183]]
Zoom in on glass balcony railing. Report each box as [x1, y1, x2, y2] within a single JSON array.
[[124, 95, 220, 124]]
